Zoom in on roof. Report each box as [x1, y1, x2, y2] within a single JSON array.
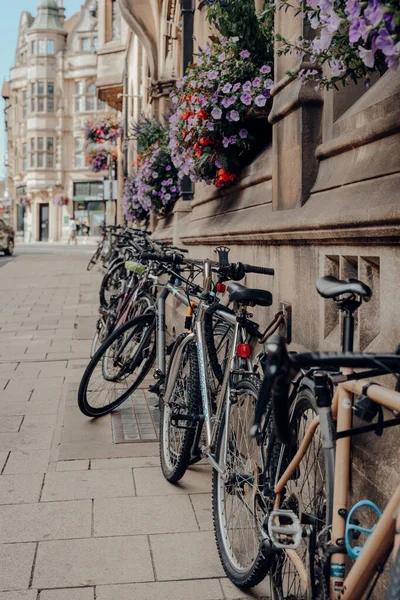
[[31, 0, 64, 31], [1, 82, 10, 99], [64, 12, 80, 34]]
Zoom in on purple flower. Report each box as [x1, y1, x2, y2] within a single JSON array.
[[375, 27, 396, 56], [222, 137, 229, 148], [218, 53, 226, 62], [364, 0, 384, 28], [232, 82, 241, 92], [229, 135, 237, 145], [345, 0, 361, 21], [358, 46, 375, 67], [229, 110, 240, 122], [221, 96, 236, 108], [208, 70, 219, 80], [252, 77, 261, 88], [349, 18, 369, 43], [240, 50, 250, 59], [240, 92, 252, 106], [262, 89, 271, 99], [211, 107, 222, 119], [215, 159, 222, 168], [255, 94, 267, 107], [166, 165, 172, 171], [222, 83, 232, 93], [152, 172, 158, 178], [207, 122, 215, 131], [260, 65, 271, 74], [264, 78, 274, 90], [239, 128, 248, 139], [384, 12, 395, 32], [242, 81, 252, 92], [221, 37, 228, 47]]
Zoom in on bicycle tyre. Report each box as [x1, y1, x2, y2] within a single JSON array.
[[99, 259, 128, 308], [212, 376, 273, 588], [159, 334, 201, 483], [87, 246, 101, 271], [387, 548, 400, 600], [78, 314, 156, 417]]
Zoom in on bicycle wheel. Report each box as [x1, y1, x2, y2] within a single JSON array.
[[160, 335, 201, 483], [212, 376, 273, 588], [269, 387, 330, 600], [100, 260, 128, 308], [387, 547, 400, 600], [87, 246, 101, 271], [78, 314, 156, 417]]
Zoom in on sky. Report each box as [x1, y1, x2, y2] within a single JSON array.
[[0, 0, 84, 178]]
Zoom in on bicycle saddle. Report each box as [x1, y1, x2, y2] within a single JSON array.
[[227, 283, 273, 307], [316, 276, 372, 300]]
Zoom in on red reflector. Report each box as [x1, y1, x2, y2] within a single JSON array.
[[216, 283, 226, 293], [237, 343, 251, 358]]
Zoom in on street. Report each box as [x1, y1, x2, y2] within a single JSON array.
[[0, 244, 270, 599]]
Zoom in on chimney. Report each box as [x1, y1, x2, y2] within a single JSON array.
[[58, 0, 65, 24]]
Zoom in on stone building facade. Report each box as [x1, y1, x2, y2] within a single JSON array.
[[3, 0, 112, 242], [97, 2, 400, 594]]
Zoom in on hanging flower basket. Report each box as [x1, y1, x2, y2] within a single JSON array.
[[86, 144, 118, 173], [84, 113, 122, 144], [169, 37, 274, 188], [20, 197, 31, 207], [54, 194, 69, 206]]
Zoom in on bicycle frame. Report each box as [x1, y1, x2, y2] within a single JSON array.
[[273, 373, 400, 600]]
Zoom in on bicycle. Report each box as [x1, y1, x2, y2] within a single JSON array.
[[250, 275, 400, 599]]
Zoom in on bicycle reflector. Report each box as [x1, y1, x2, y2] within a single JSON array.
[[216, 283, 226, 293], [237, 343, 251, 358]]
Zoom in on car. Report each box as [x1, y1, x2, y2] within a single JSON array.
[[0, 219, 15, 256]]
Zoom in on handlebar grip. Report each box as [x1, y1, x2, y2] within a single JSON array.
[[140, 252, 184, 264], [242, 264, 274, 276]]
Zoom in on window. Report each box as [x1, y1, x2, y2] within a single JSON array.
[[76, 81, 84, 95], [47, 40, 55, 55], [97, 98, 107, 111], [93, 38, 98, 52], [85, 83, 96, 111], [23, 143, 27, 171], [22, 90, 28, 118], [74, 137, 84, 168], [81, 38, 90, 52], [30, 137, 55, 169], [75, 81, 98, 113], [32, 40, 37, 55], [74, 181, 104, 199], [112, 0, 121, 40], [30, 80, 55, 113], [38, 39, 46, 55]]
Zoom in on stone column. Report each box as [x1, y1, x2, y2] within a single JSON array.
[[269, 7, 323, 210]]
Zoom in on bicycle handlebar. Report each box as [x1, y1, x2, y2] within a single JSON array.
[[140, 252, 185, 264], [242, 264, 274, 276]]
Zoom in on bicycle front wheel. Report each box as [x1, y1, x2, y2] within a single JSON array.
[[87, 246, 101, 271], [212, 376, 272, 588], [78, 314, 156, 417]]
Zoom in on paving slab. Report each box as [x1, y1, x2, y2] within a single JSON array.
[[96, 579, 224, 600], [33, 536, 154, 588], [3, 450, 50, 474], [0, 592, 37, 600], [0, 542, 36, 591], [0, 473, 44, 504], [20, 415, 58, 431], [0, 416, 23, 433], [0, 430, 54, 452], [55, 460, 89, 472], [91, 457, 160, 470], [220, 577, 272, 599], [150, 531, 225, 580], [39, 589, 94, 600], [94, 495, 198, 537], [58, 441, 159, 461], [133, 465, 211, 497], [0, 499, 91, 542], [0, 452, 9, 472], [41, 469, 135, 501], [190, 493, 213, 531]]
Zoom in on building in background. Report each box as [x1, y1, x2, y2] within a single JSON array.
[[4, 0, 112, 242]]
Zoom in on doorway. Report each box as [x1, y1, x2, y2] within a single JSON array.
[[39, 204, 49, 242]]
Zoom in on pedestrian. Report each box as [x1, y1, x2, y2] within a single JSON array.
[[83, 219, 90, 244], [68, 217, 77, 245]]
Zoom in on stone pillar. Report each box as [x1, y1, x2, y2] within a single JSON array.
[[269, 7, 323, 210]]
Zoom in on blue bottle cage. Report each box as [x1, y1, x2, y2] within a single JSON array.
[[345, 500, 382, 560]]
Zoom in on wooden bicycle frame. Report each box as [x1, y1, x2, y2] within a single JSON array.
[[273, 372, 400, 600]]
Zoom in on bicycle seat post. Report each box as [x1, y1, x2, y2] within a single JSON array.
[[336, 297, 361, 353]]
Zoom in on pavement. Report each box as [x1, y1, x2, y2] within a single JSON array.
[[0, 244, 271, 600]]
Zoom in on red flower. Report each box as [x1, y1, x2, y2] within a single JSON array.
[[215, 179, 223, 187], [181, 111, 192, 121], [195, 150, 202, 158], [199, 137, 213, 146], [193, 142, 201, 151], [197, 109, 209, 120], [217, 168, 236, 183]]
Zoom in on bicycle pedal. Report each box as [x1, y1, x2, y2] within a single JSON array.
[[170, 413, 200, 429], [148, 380, 163, 395], [267, 509, 302, 549]]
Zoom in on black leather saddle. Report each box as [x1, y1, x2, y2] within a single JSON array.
[[227, 283, 273, 307], [316, 276, 372, 300]]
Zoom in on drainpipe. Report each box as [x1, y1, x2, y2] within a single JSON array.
[[123, 59, 129, 180], [180, 0, 194, 200]]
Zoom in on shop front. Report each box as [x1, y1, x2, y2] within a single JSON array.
[[72, 181, 105, 236]]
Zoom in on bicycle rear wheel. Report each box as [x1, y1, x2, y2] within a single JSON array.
[[213, 376, 273, 588], [100, 260, 129, 308], [87, 246, 101, 271], [78, 314, 156, 417]]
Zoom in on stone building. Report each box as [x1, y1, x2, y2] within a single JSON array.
[[96, 1, 400, 595], [3, 0, 111, 242]]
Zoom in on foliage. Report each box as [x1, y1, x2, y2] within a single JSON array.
[[130, 115, 167, 154], [122, 176, 149, 223], [204, 0, 275, 64], [86, 144, 117, 173], [84, 113, 122, 144], [54, 195, 69, 206], [276, 0, 400, 89], [169, 37, 273, 187]]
